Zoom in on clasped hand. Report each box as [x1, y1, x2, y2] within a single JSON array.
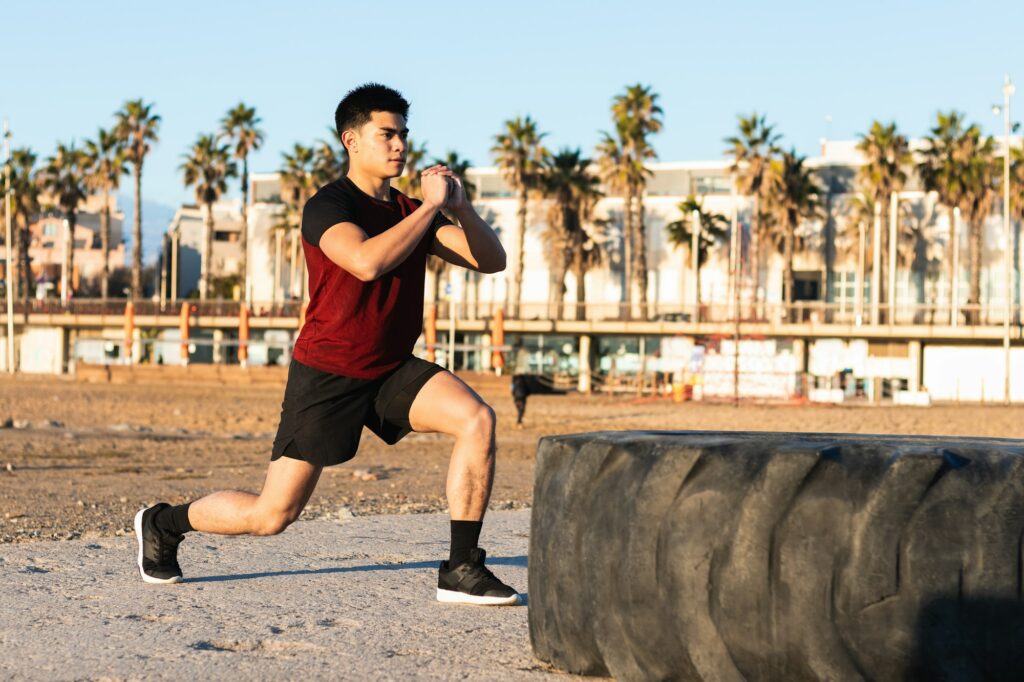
[[420, 165, 467, 212]]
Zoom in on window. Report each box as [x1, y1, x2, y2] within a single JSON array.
[[692, 176, 732, 195], [43, 223, 58, 237]]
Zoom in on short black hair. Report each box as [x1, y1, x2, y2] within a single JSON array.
[[334, 83, 410, 142]]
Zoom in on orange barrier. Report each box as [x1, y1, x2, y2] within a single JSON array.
[[123, 301, 134, 364], [238, 303, 249, 366], [179, 302, 190, 365], [491, 307, 505, 371]]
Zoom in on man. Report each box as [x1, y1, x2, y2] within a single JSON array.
[[510, 341, 531, 428], [135, 83, 518, 606]]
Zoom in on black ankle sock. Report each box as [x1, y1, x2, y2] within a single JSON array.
[[154, 503, 194, 535], [449, 520, 483, 566]]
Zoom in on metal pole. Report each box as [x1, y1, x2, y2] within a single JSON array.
[[889, 192, 898, 325], [952, 207, 961, 327], [871, 199, 881, 325], [3, 121, 14, 373], [1003, 75, 1015, 403]]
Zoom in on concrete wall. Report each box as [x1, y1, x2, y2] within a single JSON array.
[[923, 346, 1024, 403]]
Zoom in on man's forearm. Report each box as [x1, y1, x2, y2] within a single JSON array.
[[358, 202, 440, 279], [451, 205, 507, 273]]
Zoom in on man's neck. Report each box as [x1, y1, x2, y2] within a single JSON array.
[[346, 169, 391, 202]]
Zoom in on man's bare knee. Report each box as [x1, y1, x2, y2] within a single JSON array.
[[459, 403, 496, 442]]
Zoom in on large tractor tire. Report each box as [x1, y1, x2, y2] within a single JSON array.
[[528, 431, 1024, 681]]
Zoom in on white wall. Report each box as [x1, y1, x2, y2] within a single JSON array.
[[923, 346, 1024, 403], [19, 328, 65, 374]]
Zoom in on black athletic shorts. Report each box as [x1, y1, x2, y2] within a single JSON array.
[[271, 356, 445, 467]]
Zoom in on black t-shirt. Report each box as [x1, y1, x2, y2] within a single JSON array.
[[291, 176, 453, 379], [300, 176, 450, 246]]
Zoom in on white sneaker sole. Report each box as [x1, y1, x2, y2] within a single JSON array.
[[134, 508, 182, 585], [436, 588, 520, 606]]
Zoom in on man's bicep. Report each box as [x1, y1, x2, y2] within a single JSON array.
[[319, 222, 372, 278]]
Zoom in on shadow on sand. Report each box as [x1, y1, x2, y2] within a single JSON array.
[[189, 555, 528, 586]]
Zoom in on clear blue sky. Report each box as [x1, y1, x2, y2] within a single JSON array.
[[7, 0, 1024, 259]]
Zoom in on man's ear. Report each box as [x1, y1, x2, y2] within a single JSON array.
[[342, 129, 357, 153]]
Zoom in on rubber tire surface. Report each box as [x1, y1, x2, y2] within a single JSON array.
[[528, 430, 1024, 681]]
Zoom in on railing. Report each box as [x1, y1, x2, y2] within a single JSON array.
[[432, 299, 1023, 328], [5, 298, 305, 318], [2, 298, 1022, 329]]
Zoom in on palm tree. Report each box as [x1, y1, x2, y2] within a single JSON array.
[[856, 121, 910, 320], [840, 194, 878, 318], [539, 148, 602, 319], [724, 113, 781, 305], [39, 143, 89, 298], [114, 99, 160, 298], [665, 197, 728, 319], [919, 112, 974, 321], [764, 150, 823, 319], [220, 103, 264, 303], [432, 150, 477, 202], [424, 150, 477, 310], [279, 144, 317, 299], [83, 128, 126, 299], [312, 138, 343, 188], [6, 148, 40, 304], [395, 138, 428, 197], [491, 115, 546, 317], [958, 130, 998, 324], [180, 134, 237, 300], [601, 84, 663, 317]]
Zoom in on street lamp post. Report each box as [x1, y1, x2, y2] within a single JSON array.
[[994, 75, 1015, 403]]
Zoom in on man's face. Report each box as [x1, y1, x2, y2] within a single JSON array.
[[346, 110, 408, 179]]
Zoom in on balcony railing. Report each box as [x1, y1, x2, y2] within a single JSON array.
[[1, 297, 1021, 329]]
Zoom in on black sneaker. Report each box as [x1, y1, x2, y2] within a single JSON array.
[[437, 548, 520, 606], [134, 503, 184, 584]]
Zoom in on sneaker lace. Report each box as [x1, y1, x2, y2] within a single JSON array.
[[469, 562, 499, 585]]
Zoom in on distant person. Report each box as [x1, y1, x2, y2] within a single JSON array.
[[511, 340, 531, 427], [135, 84, 518, 605]]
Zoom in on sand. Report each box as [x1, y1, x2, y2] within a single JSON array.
[[1, 372, 1022, 543]]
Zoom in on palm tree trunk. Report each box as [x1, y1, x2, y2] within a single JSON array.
[[66, 213, 77, 297], [513, 185, 527, 318], [19, 219, 32, 312], [200, 202, 213, 300], [880, 196, 891, 323], [947, 207, 957, 321], [968, 219, 983, 324], [574, 254, 586, 322], [784, 218, 795, 322], [695, 251, 703, 321], [622, 189, 634, 319], [240, 158, 249, 303], [100, 192, 110, 299], [750, 199, 760, 312], [131, 165, 143, 299], [636, 195, 649, 319]]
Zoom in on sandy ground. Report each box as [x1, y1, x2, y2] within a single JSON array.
[[0, 511, 594, 681], [1, 372, 1023, 543]]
